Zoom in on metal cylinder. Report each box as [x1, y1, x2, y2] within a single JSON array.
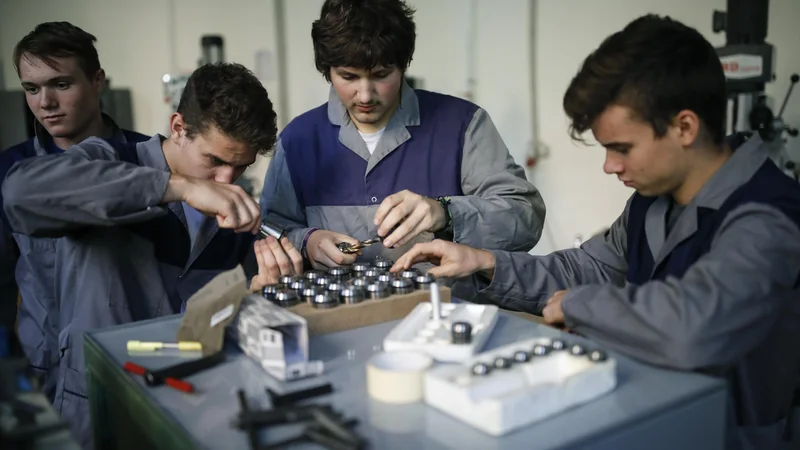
[[259, 221, 286, 240], [373, 259, 393, 270], [328, 266, 352, 283], [414, 273, 434, 290], [289, 279, 308, 294], [340, 286, 365, 305], [471, 362, 491, 377], [366, 281, 390, 300], [274, 290, 300, 308], [326, 282, 347, 302], [451, 322, 472, 344], [390, 277, 415, 295], [588, 349, 608, 362], [302, 287, 320, 304], [493, 357, 512, 370], [364, 269, 383, 279], [352, 263, 372, 276], [262, 284, 280, 300], [311, 292, 338, 309], [314, 277, 331, 290], [278, 275, 295, 288], [377, 273, 394, 284], [351, 277, 370, 289], [569, 344, 587, 356], [400, 269, 421, 281], [551, 339, 566, 351], [303, 270, 324, 282]]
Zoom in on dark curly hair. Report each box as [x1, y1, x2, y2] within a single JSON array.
[[177, 63, 278, 156], [563, 15, 727, 146], [14, 21, 101, 79], [312, 0, 416, 81]]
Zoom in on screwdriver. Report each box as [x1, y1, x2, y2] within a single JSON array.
[[127, 340, 203, 352]]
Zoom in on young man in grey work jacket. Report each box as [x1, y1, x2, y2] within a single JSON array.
[[392, 15, 800, 450], [0, 22, 149, 401], [257, 0, 546, 287], [2, 63, 287, 448]]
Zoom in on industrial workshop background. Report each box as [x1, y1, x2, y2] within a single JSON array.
[[1, 0, 798, 255]]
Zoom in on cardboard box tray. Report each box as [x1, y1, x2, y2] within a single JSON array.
[[288, 287, 451, 335]]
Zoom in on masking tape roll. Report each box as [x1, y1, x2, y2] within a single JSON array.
[[367, 351, 434, 404]]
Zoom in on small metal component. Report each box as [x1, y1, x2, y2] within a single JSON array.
[[471, 362, 492, 376], [303, 270, 324, 282], [569, 344, 587, 356], [351, 277, 369, 288], [274, 290, 300, 307], [340, 286, 365, 305], [390, 277, 414, 295], [373, 258, 393, 270], [451, 322, 472, 344], [366, 281, 390, 300], [352, 263, 372, 275], [311, 293, 338, 309], [279, 275, 295, 288], [302, 287, 320, 304], [414, 273, 434, 290], [400, 269, 421, 280], [326, 282, 347, 302], [363, 269, 383, 279], [531, 344, 550, 356], [551, 339, 567, 351], [377, 273, 394, 284], [259, 220, 286, 240], [512, 350, 530, 363], [327, 266, 352, 282], [493, 357, 512, 370], [262, 284, 280, 301], [588, 349, 608, 362], [314, 277, 331, 289], [289, 279, 308, 294]]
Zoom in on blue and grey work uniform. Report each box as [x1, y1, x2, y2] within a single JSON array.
[[2, 135, 257, 448], [0, 115, 148, 399], [260, 82, 545, 266], [474, 134, 800, 450]]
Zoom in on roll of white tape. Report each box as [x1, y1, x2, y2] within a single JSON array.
[[367, 351, 434, 404]]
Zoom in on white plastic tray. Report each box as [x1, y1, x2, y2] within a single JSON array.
[[424, 337, 617, 436], [383, 302, 499, 363]]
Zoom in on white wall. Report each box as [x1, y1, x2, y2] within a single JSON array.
[[1, 0, 798, 254]]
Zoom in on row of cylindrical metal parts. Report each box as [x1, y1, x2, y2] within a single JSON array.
[[261, 261, 435, 309]]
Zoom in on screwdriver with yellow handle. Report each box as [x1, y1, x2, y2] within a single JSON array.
[[127, 340, 203, 352]]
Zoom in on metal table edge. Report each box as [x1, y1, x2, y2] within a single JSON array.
[[85, 331, 205, 450]]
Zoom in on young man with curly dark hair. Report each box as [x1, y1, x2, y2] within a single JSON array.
[[257, 0, 545, 293], [391, 14, 800, 450], [2, 62, 283, 447]]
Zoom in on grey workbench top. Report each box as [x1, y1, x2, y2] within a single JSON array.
[[85, 313, 726, 449]]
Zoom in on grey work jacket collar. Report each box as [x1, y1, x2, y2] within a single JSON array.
[[136, 135, 219, 272], [327, 80, 421, 174], [32, 113, 129, 155], [645, 135, 767, 269]]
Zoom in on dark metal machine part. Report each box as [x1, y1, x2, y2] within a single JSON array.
[[259, 221, 287, 240], [451, 322, 473, 344], [312, 293, 339, 309], [389, 278, 414, 295], [414, 273, 434, 290], [373, 259, 393, 270], [274, 290, 300, 307], [471, 362, 491, 376], [340, 286, 365, 305], [366, 282, 389, 300]]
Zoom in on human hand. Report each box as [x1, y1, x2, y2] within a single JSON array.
[[249, 236, 304, 291], [390, 239, 495, 279], [165, 174, 261, 234], [542, 290, 567, 325], [373, 190, 446, 248], [306, 230, 360, 269]]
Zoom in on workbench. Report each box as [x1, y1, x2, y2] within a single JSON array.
[[85, 313, 727, 450]]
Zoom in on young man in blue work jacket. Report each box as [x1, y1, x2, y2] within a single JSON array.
[[257, 0, 546, 288], [2, 62, 287, 448], [392, 15, 800, 450], [0, 22, 149, 401]]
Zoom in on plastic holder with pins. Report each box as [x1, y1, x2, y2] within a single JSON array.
[[382, 279, 499, 363], [423, 337, 617, 436]]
